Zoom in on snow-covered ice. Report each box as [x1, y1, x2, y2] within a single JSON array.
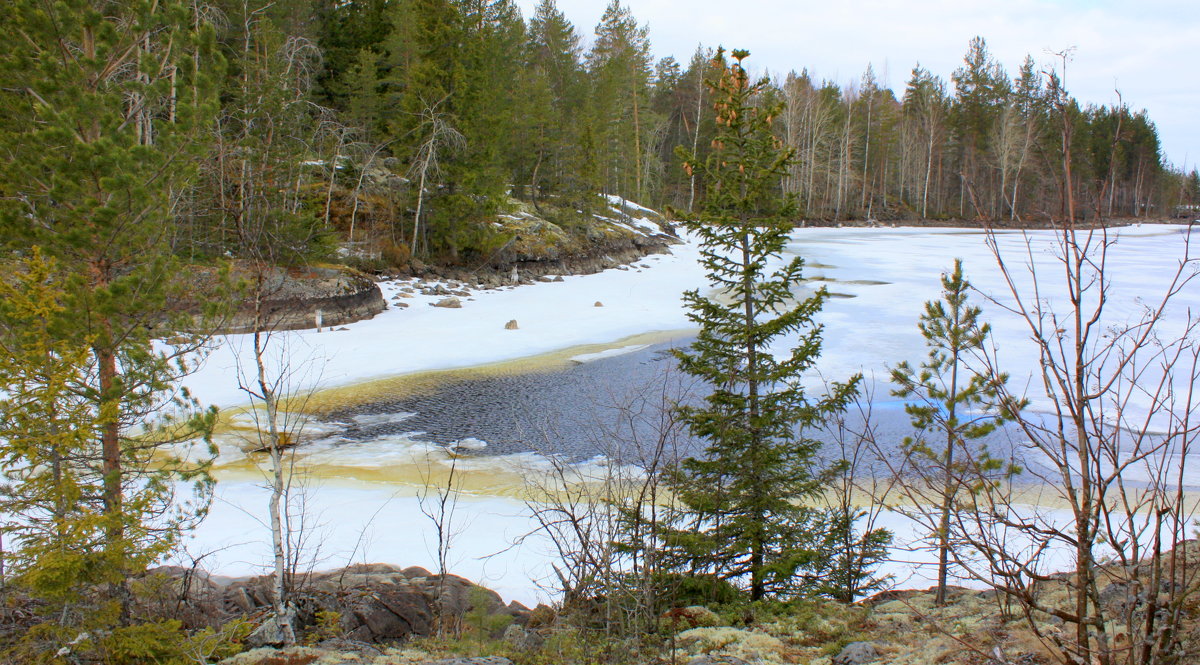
[[177, 221, 1199, 604]]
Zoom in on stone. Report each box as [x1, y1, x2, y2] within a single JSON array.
[[553, 275, 564, 282], [432, 297, 462, 308], [245, 611, 298, 649], [425, 659, 513, 665], [662, 605, 721, 629], [685, 656, 748, 665], [504, 319, 519, 330], [345, 586, 434, 640], [228, 586, 255, 613], [395, 302, 409, 308], [833, 641, 881, 665], [218, 646, 326, 665], [501, 624, 542, 649], [594, 301, 603, 307]]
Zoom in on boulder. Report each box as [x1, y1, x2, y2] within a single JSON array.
[[183, 263, 386, 334], [833, 641, 882, 665], [504, 319, 519, 330], [663, 605, 721, 629], [686, 657, 748, 665], [432, 297, 462, 308], [594, 301, 603, 307], [245, 611, 298, 649]]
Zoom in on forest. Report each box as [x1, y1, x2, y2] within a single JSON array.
[[2, 1, 1200, 664], [8, 0, 1196, 272]]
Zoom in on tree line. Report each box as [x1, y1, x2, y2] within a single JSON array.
[[14, 0, 1190, 271], [302, 0, 1195, 246]]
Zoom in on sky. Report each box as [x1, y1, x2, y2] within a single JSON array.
[[514, 0, 1200, 172]]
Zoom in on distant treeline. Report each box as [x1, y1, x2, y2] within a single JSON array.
[[145, 0, 1200, 263]]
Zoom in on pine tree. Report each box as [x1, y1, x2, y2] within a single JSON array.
[[524, 0, 586, 202], [890, 259, 1019, 606], [0, 0, 220, 615], [666, 49, 860, 601], [586, 0, 653, 200], [0, 250, 106, 602]]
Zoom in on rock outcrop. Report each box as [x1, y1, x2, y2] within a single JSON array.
[[141, 563, 529, 645], [183, 263, 386, 333]]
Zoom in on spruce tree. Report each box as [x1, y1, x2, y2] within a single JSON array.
[[667, 49, 859, 601], [525, 0, 586, 202]]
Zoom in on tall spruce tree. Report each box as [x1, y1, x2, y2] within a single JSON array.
[[667, 49, 860, 601]]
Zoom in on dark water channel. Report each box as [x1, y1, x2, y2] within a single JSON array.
[[319, 338, 1030, 475]]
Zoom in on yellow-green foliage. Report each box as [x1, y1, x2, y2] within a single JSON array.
[[5, 616, 251, 665], [464, 586, 513, 637], [0, 249, 114, 601], [304, 610, 345, 645]]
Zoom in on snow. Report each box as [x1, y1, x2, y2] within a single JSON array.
[[182, 249, 701, 412], [175, 220, 1199, 605], [569, 344, 650, 364], [183, 481, 557, 606]]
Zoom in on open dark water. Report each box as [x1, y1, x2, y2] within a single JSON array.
[[317, 337, 1030, 475]]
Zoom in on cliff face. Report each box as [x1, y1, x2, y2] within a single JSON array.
[[221, 265, 387, 334], [177, 263, 387, 334], [404, 195, 679, 284]]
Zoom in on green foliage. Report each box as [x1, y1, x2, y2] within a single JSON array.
[[304, 610, 344, 645], [811, 499, 893, 603], [891, 259, 1019, 470], [464, 586, 513, 637], [0, 0, 219, 639], [891, 259, 1021, 601], [4, 612, 250, 665], [660, 573, 744, 608], [585, 1, 655, 201], [664, 49, 861, 601]]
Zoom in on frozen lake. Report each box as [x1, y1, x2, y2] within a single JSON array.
[[180, 222, 1199, 605]]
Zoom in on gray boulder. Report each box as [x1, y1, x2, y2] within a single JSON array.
[[833, 641, 881, 665]]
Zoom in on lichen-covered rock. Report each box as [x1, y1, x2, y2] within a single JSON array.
[[181, 262, 386, 333], [245, 611, 298, 648], [676, 627, 785, 662], [832, 641, 881, 665], [663, 605, 721, 629], [686, 655, 749, 665]]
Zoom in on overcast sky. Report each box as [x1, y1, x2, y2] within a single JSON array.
[[514, 0, 1200, 171]]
